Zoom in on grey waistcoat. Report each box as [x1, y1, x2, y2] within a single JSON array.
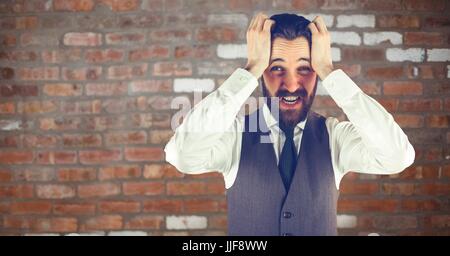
[[227, 109, 339, 236]]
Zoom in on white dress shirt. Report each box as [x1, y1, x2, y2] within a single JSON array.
[[164, 68, 416, 190]]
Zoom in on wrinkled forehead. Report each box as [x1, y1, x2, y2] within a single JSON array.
[[270, 37, 311, 64]]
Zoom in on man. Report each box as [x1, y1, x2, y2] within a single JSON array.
[[164, 13, 415, 236]]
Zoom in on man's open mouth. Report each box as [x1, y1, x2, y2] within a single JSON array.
[[280, 96, 301, 105]]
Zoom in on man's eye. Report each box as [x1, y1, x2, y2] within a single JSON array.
[[298, 67, 312, 75], [270, 66, 284, 72]]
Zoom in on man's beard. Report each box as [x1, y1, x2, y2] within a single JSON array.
[[261, 78, 317, 129]]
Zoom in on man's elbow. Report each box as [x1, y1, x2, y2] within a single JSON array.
[[383, 142, 416, 174]]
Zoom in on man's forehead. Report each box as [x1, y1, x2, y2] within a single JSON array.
[[270, 37, 310, 62]]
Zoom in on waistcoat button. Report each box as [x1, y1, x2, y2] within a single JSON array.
[[283, 212, 292, 218]]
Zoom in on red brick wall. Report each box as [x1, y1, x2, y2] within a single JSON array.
[[0, 0, 449, 235]]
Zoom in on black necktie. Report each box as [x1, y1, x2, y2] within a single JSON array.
[[279, 126, 297, 191]]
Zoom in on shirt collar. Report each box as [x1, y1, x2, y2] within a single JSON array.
[[262, 102, 307, 132]]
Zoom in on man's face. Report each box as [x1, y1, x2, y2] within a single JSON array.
[[262, 36, 318, 128]]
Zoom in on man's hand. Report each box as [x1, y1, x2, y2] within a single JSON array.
[[244, 13, 275, 79], [308, 16, 334, 80]]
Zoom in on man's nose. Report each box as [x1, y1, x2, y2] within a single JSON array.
[[283, 72, 301, 93]]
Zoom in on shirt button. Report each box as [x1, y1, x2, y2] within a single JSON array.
[[283, 212, 292, 218], [239, 76, 248, 82]]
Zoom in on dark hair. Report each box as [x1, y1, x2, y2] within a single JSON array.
[[269, 13, 312, 48]]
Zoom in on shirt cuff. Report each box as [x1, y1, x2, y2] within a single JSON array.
[[218, 68, 259, 97], [322, 69, 362, 107]]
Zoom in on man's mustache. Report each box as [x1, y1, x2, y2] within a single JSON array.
[[275, 88, 308, 99]]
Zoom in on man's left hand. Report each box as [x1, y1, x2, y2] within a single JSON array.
[[308, 16, 334, 80]]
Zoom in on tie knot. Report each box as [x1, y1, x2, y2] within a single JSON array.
[[283, 127, 294, 140]]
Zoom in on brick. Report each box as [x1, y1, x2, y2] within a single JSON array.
[[78, 183, 120, 198], [381, 183, 416, 196], [173, 78, 214, 93], [17, 101, 58, 114], [424, 215, 450, 228], [41, 49, 82, 63], [393, 114, 424, 128], [336, 15, 374, 28], [36, 150, 77, 164], [0, 67, 14, 79], [62, 66, 101, 81], [330, 31, 361, 46], [85, 49, 124, 63], [208, 13, 249, 27], [53, 203, 96, 215], [399, 99, 442, 112], [376, 98, 399, 112], [401, 199, 441, 212], [338, 199, 398, 213], [149, 29, 191, 42], [0, 151, 33, 164], [419, 183, 449, 195], [427, 49, 450, 62], [153, 61, 191, 76], [57, 168, 96, 182], [0, 84, 38, 97], [0, 120, 23, 131], [424, 17, 450, 28], [11, 201, 52, 215], [108, 231, 147, 236], [0, 50, 39, 62], [0, 134, 20, 147], [167, 181, 207, 196], [184, 199, 219, 213], [18, 67, 59, 81], [217, 44, 246, 59], [0, 102, 15, 114], [386, 48, 425, 62], [104, 131, 146, 145], [166, 215, 207, 230], [129, 80, 172, 94], [99, 165, 141, 180], [426, 115, 449, 128], [99, 201, 140, 213], [63, 32, 102, 46], [342, 48, 384, 62], [20, 33, 59, 47], [33, 217, 78, 232], [198, 61, 239, 76], [149, 130, 173, 144], [1, 34, 16, 47], [339, 182, 379, 195], [36, 184, 75, 199], [123, 181, 165, 196], [0, 170, 12, 182], [43, 83, 82, 96], [364, 32, 402, 46], [331, 47, 341, 62], [107, 63, 147, 79], [383, 81, 423, 96], [195, 26, 239, 43], [124, 147, 163, 162], [143, 199, 183, 213], [366, 66, 404, 79], [105, 32, 145, 45], [377, 15, 420, 28], [61, 100, 101, 115], [404, 0, 445, 11], [83, 215, 123, 230], [0, 185, 34, 198], [79, 149, 122, 164], [337, 214, 357, 228], [85, 82, 127, 96], [99, 0, 139, 11], [39, 117, 81, 131], [129, 46, 169, 61], [53, 0, 95, 11], [22, 134, 58, 148], [371, 216, 418, 230], [125, 215, 164, 230], [405, 32, 444, 46], [175, 45, 214, 59]]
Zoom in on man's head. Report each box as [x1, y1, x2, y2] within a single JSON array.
[[261, 13, 318, 129]]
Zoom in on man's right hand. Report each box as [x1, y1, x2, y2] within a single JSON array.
[[244, 13, 275, 79]]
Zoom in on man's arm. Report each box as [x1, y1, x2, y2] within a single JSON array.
[[165, 13, 275, 177], [308, 17, 414, 187], [323, 70, 415, 186]]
